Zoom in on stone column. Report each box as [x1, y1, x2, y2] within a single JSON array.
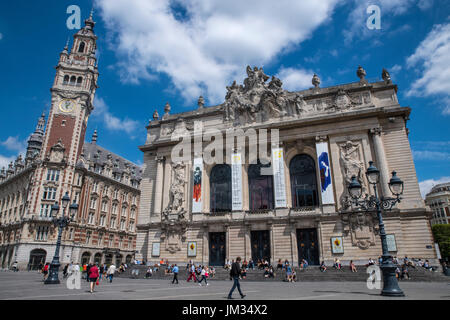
[[225, 224, 230, 261], [244, 223, 251, 261], [269, 222, 275, 263], [370, 128, 390, 197], [153, 156, 165, 216], [202, 225, 208, 265], [290, 224, 298, 266]]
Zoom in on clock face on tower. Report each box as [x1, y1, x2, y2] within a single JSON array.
[[59, 99, 76, 113]]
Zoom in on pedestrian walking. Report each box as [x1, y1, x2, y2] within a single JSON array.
[[107, 264, 116, 283], [43, 263, 50, 281], [228, 257, 246, 299], [187, 264, 197, 282], [198, 266, 209, 286], [172, 264, 179, 284], [12, 261, 18, 272], [88, 263, 100, 293]]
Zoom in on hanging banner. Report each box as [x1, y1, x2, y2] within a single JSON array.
[[316, 141, 335, 204], [272, 148, 287, 208], [231, 153, 243, 211], [192, 157, 203, 213]]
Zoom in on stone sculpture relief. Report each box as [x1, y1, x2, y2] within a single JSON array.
[[339, 140, 367, 206], [223, 66, 373, 126], [161, 162, 188, 254], [341, 211, 378, 249]]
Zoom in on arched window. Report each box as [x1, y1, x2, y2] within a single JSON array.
[[77, 77, 82, 87], [63, 75, 69, 85], [70, 76, 76, 85], [210, 164, 231, 212], [248, 160, 273, 210], [78, 41, 85, 53], [289, 154, 318, 208]]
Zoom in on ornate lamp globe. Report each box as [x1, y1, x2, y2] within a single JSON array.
[[51, 202, 60, 217], [69, 201, 79, 219], [61, 191, 70, 209], [389, 171, 404, 196], [366, 161, 380, 184], [348, 175, 362, 199]]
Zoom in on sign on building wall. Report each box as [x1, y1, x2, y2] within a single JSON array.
[[187, 241, 197, 257], [315, 141, 335, 205], [152, 242, 160, 257], [331, 237, 344, 254], [192, 157, 203, 213], [231, 153, 243, 211], [272, 148, 287, 208], [386, 234, 397, 252]]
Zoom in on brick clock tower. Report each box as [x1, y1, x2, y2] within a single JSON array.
[[29, 13, 99, 216]]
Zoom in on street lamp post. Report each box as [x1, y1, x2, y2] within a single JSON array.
[[346, 161, 405, 297], [44, 192, 78, 285]]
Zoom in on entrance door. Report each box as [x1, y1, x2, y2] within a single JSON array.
[[209, 232, 226, 266], [251, 230, 271, 263], [296, 228, 319, 265], [28, 249, 47, 270]]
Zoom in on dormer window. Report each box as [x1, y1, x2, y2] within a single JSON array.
[[78, 42, 86, 53]]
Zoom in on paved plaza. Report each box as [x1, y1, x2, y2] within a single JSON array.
[[0, 271, 448, 300]]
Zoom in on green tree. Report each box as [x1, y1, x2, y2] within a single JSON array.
[[432, 224, 450, 260]]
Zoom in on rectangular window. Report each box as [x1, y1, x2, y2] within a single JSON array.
[[90, 198, 97, 210], [102, 201, 108, 212], [99, 233, 104, 246], [86, 231, 91, 244], [46, 169, 60, 182], [40, 204, 51, 217], [129, 222, 134, 232], [43, 187, 57, 200], [110, 217, 116, 229]]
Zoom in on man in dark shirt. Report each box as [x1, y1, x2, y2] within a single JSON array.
[[227, 257, 246, 299]]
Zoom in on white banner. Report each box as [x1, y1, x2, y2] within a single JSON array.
[[192, 157, 203, 213], [231, 153, 243, 211], [272, 148, 287, 208], [315, 141, 335, 204]]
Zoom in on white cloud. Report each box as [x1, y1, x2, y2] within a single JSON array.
[[97, 0, 340, 104], [419, 176, 450, 198], [275, 67, 315, 92], [412, 150, 450, 161], [343, 0, 430, 44], [0, 155, 15, 169], [92, 96, 141, 136], [406, 23, 450, 115], [1, 136, 27, 153]]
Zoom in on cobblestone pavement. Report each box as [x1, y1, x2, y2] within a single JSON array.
[[0, 272, 448, 300]]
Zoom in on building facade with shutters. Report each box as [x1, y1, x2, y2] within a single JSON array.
[[425, 182, 450, 225], [0, 15, 141, 270], [136, 65, 438, 266]]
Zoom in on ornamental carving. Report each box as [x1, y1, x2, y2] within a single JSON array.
[[222, 66, 373, 126], [339, 140, 367, 207], [161, 162, 188, 253], [341, 211, 379, 249]]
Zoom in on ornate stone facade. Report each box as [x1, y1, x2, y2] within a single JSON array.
[[0, 16, 141, 270], [136, 66, 438, 266]]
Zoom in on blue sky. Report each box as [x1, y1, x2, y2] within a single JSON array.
[[0, 0, 449, 197]]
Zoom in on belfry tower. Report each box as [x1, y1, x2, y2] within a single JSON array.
[[28, 12, 99, 215]]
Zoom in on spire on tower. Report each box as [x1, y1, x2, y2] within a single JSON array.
[[92, 130, 98, 144]]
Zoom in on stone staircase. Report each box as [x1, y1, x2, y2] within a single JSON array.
[[117, 265, 449, 282]]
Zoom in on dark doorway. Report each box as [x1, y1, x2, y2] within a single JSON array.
[[209, 232, 226, 266], [28, 249, 47, 270], [251, 230, 271, 263], [81, 252, 91, 265], [296, 228, 319, 265], [104, 254, 113, 265]]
